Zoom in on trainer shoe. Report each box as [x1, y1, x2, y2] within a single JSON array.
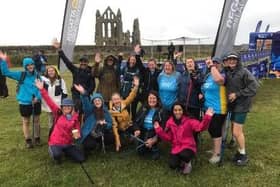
[[232, 152, 242, 162], [235, 154, 248, 166], [26, 138, 33, 149], [182, 162, 192, 174], [209, 154, 221, 164]]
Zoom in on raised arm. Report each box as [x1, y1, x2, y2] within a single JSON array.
[[74, 84, 93, 116], [35, 79, 60, 113], [123, 76, 139, 106], [191, 108, 213, 132], [0, 52, 21, 81], [154, 121, 172, 142]]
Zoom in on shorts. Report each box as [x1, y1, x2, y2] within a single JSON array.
[[208, 114, 226, 138], [231, 112, 247, 124], [19, 103, 41, 117]]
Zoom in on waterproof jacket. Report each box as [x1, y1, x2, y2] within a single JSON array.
[[39, 88, 80, 145], [155, 114, 212, 154], [41, 76, 68, 112], [120, 55, 144, 99], [0, 59, 41, 104], [141, 68, 161, 99], [225, 63, 258, 112], [79, 94, 112, 143], [58, 50, 95, 98], [109, 87, 138, 147], [93, 55, 121, 103], [134, 106, 163, 137], [179, 70, 204, 109]]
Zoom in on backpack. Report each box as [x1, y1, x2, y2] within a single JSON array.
[[16, 72, 40, 94]]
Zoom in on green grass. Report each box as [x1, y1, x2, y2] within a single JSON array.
[[0, 71, 280, 187]]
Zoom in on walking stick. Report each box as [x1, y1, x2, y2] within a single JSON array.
[[32, 95, 35, 144], [218, 112, 231, 167], [80, 162, 94, 186]]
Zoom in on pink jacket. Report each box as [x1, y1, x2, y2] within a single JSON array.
[[155, 114, 212, 154], [40, 88, 80, 146]]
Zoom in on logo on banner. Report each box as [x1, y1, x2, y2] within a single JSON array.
[[226, 0, 246, 29], [72, 0, 79, 9]]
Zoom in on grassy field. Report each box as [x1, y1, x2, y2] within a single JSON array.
[[0, 70, 279, 187]]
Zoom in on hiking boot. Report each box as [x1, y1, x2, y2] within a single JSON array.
[[209, 154, 220, 164], [232, 152, 242, 162], [34, 137, 41, 146], [235, 154, 248, 166], [182, 162, 192, 174], [227, 139, 236, 149], [26, 139, 33, 149]]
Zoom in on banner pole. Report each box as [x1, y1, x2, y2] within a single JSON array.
[[58, 0, 69, 70], [212, 0, 227, 57]]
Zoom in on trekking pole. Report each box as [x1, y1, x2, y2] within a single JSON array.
[[32, 95, 35, 144], [80, 162, 94, 186], [218, 111, 231, 167], [129, 134, 145, 144], [101, 134, 106, 154]]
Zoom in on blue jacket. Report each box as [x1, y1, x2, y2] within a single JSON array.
[[0, 58, 41, 105], [79, 93, 112, 143]]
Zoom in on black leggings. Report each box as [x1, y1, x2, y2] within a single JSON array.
[[208, 114, 226, 138], [83, 132, 114, 152], [169, 149, 195, 169]]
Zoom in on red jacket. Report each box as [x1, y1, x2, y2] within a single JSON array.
[[155, 114, 212, 154], [40, 88, 80, 145]]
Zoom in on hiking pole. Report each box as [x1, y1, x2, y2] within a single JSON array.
[[32, 95, 35, 144], [80, 162, 94, 186], [218, 112, 231, 167], [101, 134, 106, 154], [129, 134, 145, 144]]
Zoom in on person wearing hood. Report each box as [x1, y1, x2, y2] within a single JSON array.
[[52, 39, 95, 115], [200, 57, 227, 164], [154, 102, 214, 174], [224, 52, 258, 166], [74, 84, 114, 155], [41, 65, 68, 128], [92, 52, 121, 106], [0, 51, 41, 148], [35, 80, 84, 164]]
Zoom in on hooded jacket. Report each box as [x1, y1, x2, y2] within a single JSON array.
[[79, 93, 112, 143], [155, 114, 212, 154], [39, 88, 80, 145], [225, 60, 259, 112], [0, 58, 41, 104]]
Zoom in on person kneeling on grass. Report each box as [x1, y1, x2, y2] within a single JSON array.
[[154, 102, 214, 174], [109, 76, 139, 152], [35, 80, 85, 164], [74, 84, 114, 156], [133, 90, 163, 160]]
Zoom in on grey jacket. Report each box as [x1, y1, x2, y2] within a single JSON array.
[[225, 63, 258, 113]]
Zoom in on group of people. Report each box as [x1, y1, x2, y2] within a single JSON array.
[[0, 41, 258, 174]]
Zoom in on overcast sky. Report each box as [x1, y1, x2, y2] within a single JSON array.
[[0, 0, 279, 46]]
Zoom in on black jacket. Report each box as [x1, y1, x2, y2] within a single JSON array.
[[134, 106, 163, 137], [58, 50, 95, 98], [225, 63, 258, 112]]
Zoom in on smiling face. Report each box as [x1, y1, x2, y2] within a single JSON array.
[[128, 56, 136, 68], [47, 67, 56, 78], [185, 58, 195, 72], [164, 61, 174, 75], [148, 93, 158, 108], [111, 93, 121, 107], [173, 104, 183, 120], [227, 57, 238, 69], [148, 60, 156, 72], [79, 61, 89, 69], [93, 98, 103, 108], [62, 105, 73, 115], [26, 63, 35, 72]]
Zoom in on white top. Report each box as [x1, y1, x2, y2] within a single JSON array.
[[41, 76, 68, 112]]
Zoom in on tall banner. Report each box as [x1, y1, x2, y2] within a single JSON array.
[[59, 0, 86, 72], [213, 0, 248, 59], [254, 20, 262, 33]]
